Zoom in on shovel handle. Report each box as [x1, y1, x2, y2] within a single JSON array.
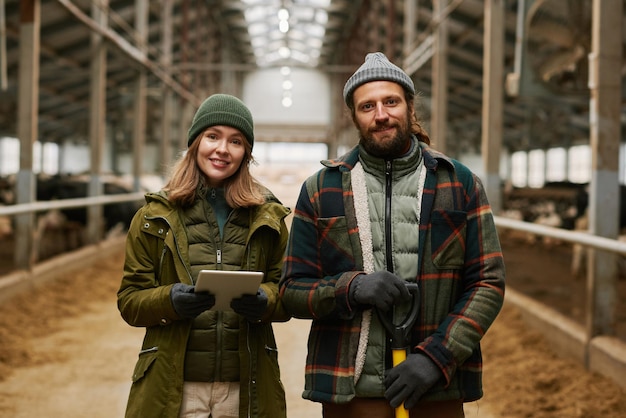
[[379, 283, 419, 418], [392, 347, 407, 367], [392, 347, 409, 418]]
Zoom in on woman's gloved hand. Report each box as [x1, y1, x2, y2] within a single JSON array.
[[170, 283, 216, 319], [231, 288, 268, 322]]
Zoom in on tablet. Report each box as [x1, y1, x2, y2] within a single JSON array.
[[195, 270, 264, 311]]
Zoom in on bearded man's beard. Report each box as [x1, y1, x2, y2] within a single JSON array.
[[358, 119, 412, 159]]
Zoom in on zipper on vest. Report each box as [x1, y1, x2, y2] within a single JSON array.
[[216, 248, 222, 265], [385, 160, 394, 273]]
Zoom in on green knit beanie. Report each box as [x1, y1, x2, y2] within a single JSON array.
[[187, 94, 254, 148]]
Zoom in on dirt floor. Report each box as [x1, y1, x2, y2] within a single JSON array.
[[499, 233, 626, 341], [0, 236, 625, 417]]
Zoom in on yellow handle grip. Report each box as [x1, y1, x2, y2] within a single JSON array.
[[392, 348, 407, 366], [392, 348, 409, 418]]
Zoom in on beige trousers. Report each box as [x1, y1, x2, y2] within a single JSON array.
[[179, 381, 240, 418]]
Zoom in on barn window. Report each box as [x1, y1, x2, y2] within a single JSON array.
[[511, 151, 528, 187], [546, 148, 567, 183], [34, 142, 60, 175], [0, 137, 19, 176], [568, 145, 591, 183], [527, 150, 545, 188]]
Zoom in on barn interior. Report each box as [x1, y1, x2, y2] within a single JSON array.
[[1, 0, 626, 394]]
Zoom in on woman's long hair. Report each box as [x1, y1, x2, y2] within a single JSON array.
[[164, 134, 265, 208]]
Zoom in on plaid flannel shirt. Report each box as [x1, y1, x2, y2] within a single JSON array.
[[279, 140, 505, 404]]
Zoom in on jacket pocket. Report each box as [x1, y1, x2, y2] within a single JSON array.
[[318, 216, 356, 274], [431, 210, 467, 269], [258, 343, 286, 409], [131, 348, 158, 383]]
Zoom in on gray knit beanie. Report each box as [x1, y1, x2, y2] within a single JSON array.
[[187, 94, 254, 148], [342, 52, 415, 105]]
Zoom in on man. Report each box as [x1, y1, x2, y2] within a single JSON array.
[[279, 52, 505, 418]]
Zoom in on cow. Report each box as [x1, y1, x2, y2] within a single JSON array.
[[503, 181, 626, 278], [35, 174, 141, 231], [0, 176, 14, 239], [0, 174, 142, 262]]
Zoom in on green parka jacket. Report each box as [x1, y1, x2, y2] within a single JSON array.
[[118, 189, 291, 418]]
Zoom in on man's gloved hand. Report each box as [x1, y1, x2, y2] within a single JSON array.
[[384, 353, 442, 409], [348, 271, 411, 311], [170, 283, 216, 319], [230, 288, 268, 322]]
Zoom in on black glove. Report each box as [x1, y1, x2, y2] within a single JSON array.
[[384, 353, 442, 409], [230, 288, 268, 322], [170, 283, 216, 319], [348, 271, 411, 311]]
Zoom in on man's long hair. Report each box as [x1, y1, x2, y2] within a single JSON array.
[[164, 135, 265, 208]]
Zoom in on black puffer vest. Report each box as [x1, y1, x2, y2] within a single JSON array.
[[182, 198, 250, 382]]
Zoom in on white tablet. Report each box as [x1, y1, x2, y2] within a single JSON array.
[[195, 270, 264, 311]]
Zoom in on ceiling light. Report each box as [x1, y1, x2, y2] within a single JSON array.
[[279, 47, 291, 58], [278, 8, 289, 20], [315, 10, 328, 24]]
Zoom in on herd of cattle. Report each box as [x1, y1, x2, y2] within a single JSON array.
[[503, 181, 626, 230], [0, 174, 147, 262], [501, 181, 626, 277]]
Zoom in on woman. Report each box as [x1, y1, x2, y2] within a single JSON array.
[[118, 94, 291, 418]]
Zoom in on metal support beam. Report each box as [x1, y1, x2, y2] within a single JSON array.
[[586, 0, 623, 341], [386, 0, 395, 58], [481, 0, 504, 212], [15, 0, 40, 270], [0, 0, 7, 91], [402, 0, 417, 59], [221, 36, 236, 95], [87, 0, 108, 244], [159, 0, 173, 178], [431, 0, 449, 154], [132, 0, 148, 192]]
